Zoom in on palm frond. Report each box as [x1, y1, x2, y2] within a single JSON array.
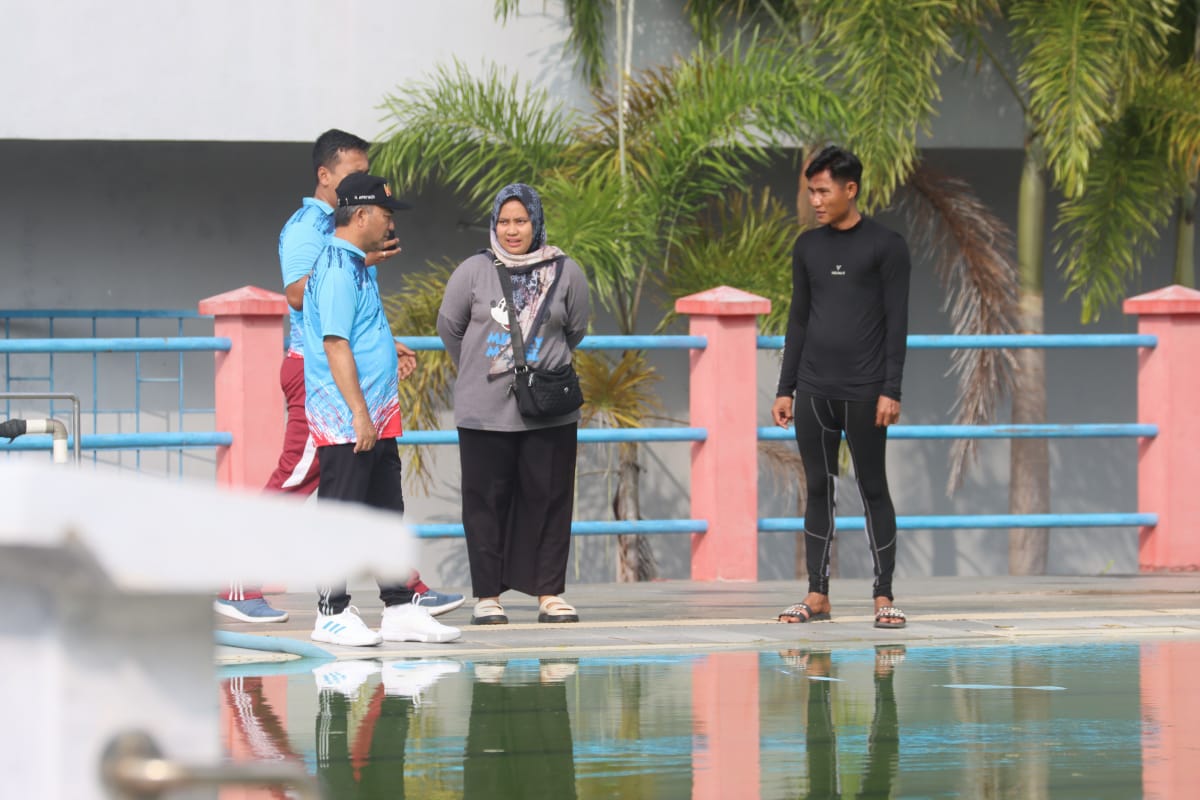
[[373, 60, 576, 211], [684, 0, 807, 45], [1055, 113, 1178, 323], [660, 188, 797, 334], [1108, 0, 1179, 107], [1136, 61, 1200, 182], [493, 0, 521, 18], [810, 0, 958, 210], [569, 34, 844, 331], [685, 0, 740, 45], [576, 350, 662, 429], [634, 33, 848, 244], [1009, 0, 1176, 199], [539, 171, 650, 316], [495, 0, 610, 89], [382, 263, 457, 493], [900, 164, 1020, 495], [563, 0, 612, 89]]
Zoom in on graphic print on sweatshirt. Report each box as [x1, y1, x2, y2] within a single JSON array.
[[487, 261, 560, 378]]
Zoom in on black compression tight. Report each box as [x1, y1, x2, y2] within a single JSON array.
[[793, 392, 897, 600]]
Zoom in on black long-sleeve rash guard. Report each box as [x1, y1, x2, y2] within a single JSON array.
[[776, 216, 911, 402]]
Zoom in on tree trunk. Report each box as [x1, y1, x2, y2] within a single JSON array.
[[615, 441, 656, 582], [1173, 185, 1197, 288], [1009, 141, 1050, 576]]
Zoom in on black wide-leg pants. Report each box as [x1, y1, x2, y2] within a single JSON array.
[[458, 423, 578, 599]]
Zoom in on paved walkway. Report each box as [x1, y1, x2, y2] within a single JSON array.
[[215, 574, 1200, 663]]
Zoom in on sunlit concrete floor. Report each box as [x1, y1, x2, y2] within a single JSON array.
[[214, 575, 1200, 663]]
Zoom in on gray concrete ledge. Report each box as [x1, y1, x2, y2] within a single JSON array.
[[215, 575, 1200, 663]]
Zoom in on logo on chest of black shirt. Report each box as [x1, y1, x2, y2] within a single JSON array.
[[831, 263, 846, 276]]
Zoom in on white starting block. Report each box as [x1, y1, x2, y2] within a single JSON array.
[[0, 462, 417, 799]]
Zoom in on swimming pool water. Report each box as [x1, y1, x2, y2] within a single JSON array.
[[218, 639, 1200, 799]]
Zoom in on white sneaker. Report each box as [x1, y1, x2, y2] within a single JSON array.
[[311, 606, 383, 647], [313, 660, 381, 698], [383, 659, 462, 700], [379, 599, 461, 643]]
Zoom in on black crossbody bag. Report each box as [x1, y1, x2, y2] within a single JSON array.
[[494, 259, 584, 418]]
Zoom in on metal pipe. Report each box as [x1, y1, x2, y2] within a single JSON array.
[[0, 392, 81, 464], [20, 418, 69, 464], [100, 730, 323, 800]]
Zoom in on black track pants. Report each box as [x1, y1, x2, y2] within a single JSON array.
[[315, 440, 414, 615], [793, 392, 897, 600]]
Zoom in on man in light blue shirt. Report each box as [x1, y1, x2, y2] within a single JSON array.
[[215, 131, 463, 624], [303, 172, 460, 647]]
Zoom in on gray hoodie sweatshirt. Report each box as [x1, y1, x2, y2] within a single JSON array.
[[437, 252, 590, 431]]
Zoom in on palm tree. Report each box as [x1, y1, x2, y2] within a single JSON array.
[[981, 0, 1182, 573], [687, 1, 1199, 574], [488, 0, 1029, 577], [372, 34, 848, 580]]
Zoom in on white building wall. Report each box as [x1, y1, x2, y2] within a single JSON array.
[[2, 0, 1021, 146]]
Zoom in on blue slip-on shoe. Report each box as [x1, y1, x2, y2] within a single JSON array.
[[413, 589, 465, 617], [214, 597, 289, 623]]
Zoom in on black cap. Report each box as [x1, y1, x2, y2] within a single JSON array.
[[335, 173, 412, 210]]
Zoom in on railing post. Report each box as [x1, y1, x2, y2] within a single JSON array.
[[198, 287, 288, 489], [1123, 285, 1200, 571], [676, 287, 771, 581]]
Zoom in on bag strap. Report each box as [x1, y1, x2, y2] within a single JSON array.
[[493, 260, 529, 372]]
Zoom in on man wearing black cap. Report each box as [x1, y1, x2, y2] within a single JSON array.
[[301, 172, 460, 647], [215, 130, 463, 625]]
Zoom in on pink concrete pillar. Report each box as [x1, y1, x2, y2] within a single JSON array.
[[1123, 285, 1200, 571], [676, 286, 771, 581], [1140, 641, 1200, 798], [198, 286, 288, 490], [691, 652, 761, 800]]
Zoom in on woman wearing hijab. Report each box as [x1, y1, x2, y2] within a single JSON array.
[[438, 183, 591, 625]]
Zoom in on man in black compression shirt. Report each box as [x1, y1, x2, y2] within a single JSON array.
[[771, 146, 911, 630]]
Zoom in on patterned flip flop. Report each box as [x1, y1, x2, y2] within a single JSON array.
[[874, 606, 907, 629], [778, 602, 832, 623]]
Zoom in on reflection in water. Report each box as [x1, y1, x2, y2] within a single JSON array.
[[464, 661, 576, 800], [222, 675, 302, 800], [315, 685, 410, 798], [787, 647, 900, 800], [215, 640, 1200, 800]]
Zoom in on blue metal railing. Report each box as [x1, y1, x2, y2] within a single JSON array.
[[1, 318, 1157, 538], [758, 333, 1157, 350], [758, 513, 1156, 533], [397, 427, 707, 445], [0, 338, 231, 353], [0, 432, 232, 451], [401, 334, 708, 351], [1, 310, 219, 475], [416, 519, 709, 538], [758, 423, 1157, 441]]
